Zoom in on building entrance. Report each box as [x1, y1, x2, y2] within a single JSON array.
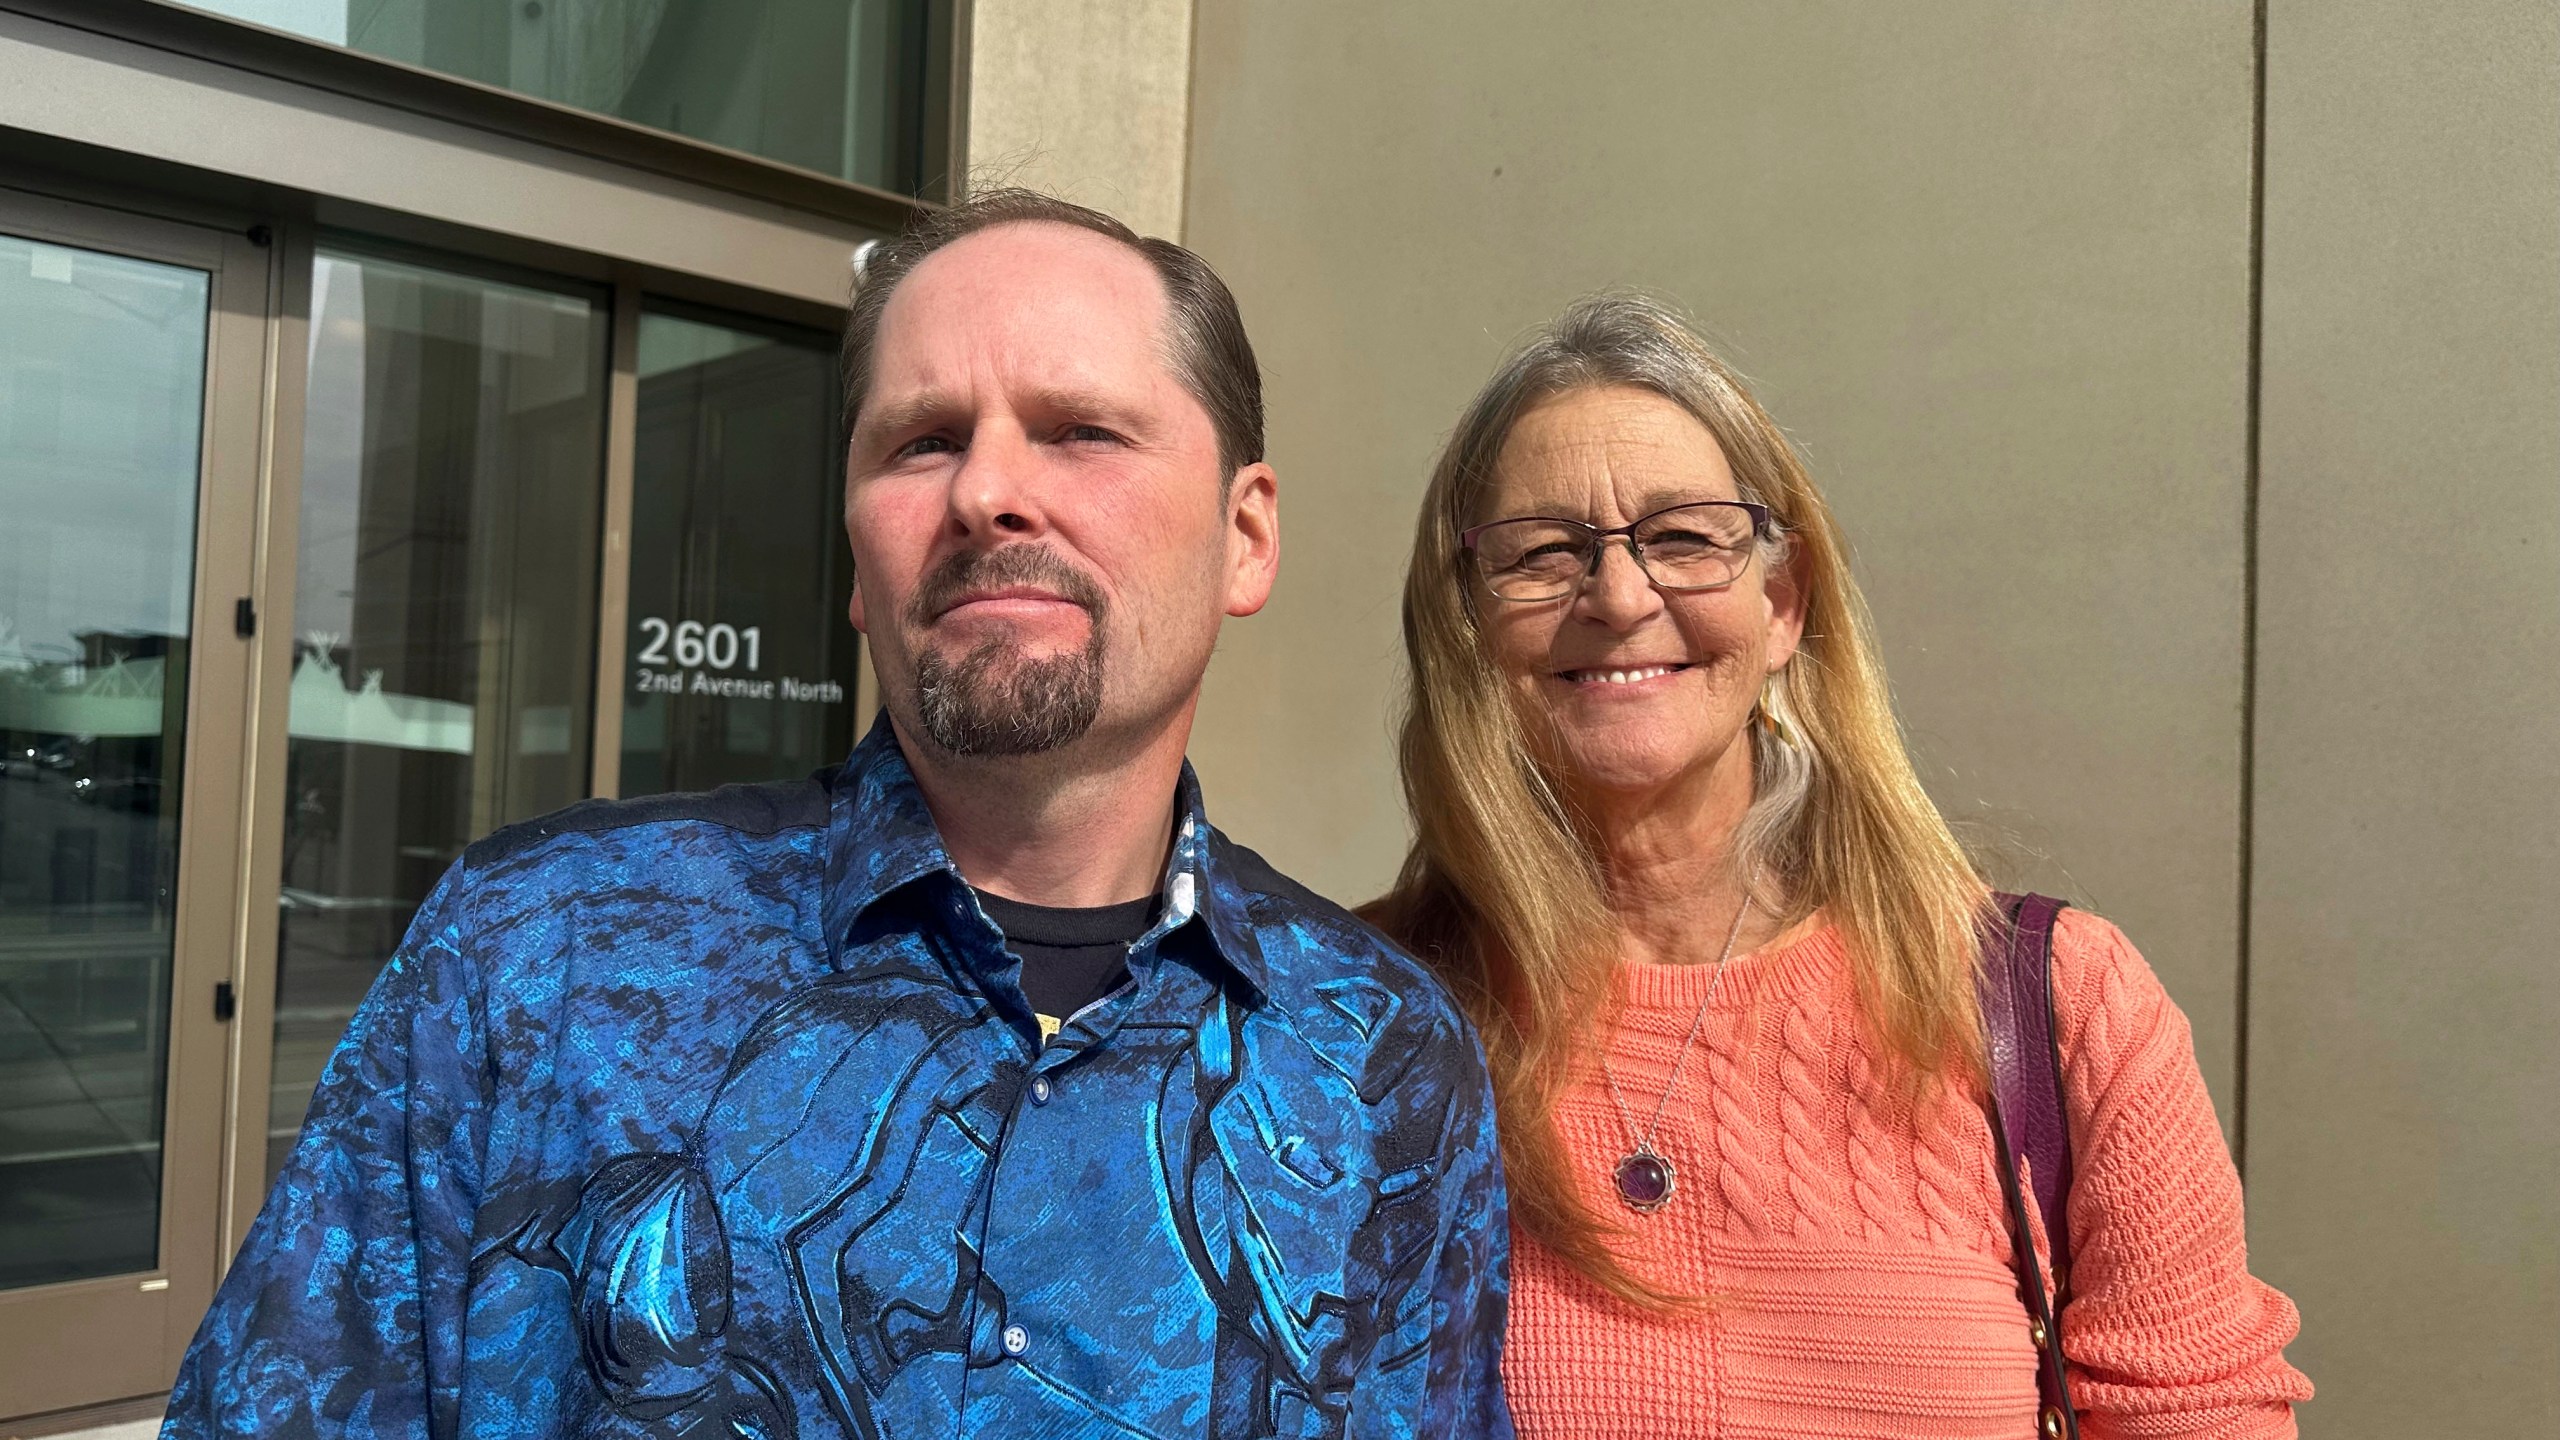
[[0, 192, 871, 1428], [0, 2, 925, 1421]]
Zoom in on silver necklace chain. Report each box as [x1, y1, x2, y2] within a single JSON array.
[[1601, 884, 1753, 1161]]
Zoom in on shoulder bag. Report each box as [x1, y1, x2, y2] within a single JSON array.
[[1980, 891, 2080, 1440]]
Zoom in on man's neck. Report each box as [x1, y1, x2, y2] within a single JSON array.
[[892, 707, 1195, 909]]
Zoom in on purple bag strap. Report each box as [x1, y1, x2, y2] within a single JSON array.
[[1981, 891, 2079, 1439]]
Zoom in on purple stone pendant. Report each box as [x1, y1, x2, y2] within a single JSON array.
[[1614, 1147, 1676, 1212]]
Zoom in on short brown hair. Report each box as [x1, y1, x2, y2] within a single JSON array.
[[841, 188, 1264, 478]]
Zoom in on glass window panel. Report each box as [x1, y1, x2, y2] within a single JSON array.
[[0, 233, 208, 1289], [269, 248, 605, 1183], [622, 304, 859, 797], [187, 0, 953, 196]]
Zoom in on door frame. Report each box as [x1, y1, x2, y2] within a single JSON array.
[[0, 187, 280, 1422], [216, 220, 307, 1278]]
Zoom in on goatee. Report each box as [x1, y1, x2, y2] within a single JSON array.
[[905, 545, 1108, 757]]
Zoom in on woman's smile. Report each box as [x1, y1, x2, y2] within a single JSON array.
[[1552, 661, 1693, 688]]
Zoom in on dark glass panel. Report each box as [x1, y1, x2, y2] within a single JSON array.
[[192, 0, 953, 196], [621, 305, 859, 796], [267, 249, 606, 1183]]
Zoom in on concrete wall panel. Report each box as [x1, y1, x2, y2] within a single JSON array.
[[2249, 1, 2560, 1430], [1183, 0, 2258, 1121], [966, 0, 1193, 239]]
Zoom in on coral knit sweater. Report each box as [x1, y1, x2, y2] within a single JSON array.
[[1504, 909, 2312, 1439]]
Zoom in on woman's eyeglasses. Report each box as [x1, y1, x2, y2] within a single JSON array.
[[1459, 500, 1774, 602]]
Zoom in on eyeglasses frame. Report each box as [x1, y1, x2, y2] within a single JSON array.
[[1458, 499, 1777, 602]]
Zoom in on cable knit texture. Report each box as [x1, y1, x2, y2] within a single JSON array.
[[1504, 910, 2311, 1438]]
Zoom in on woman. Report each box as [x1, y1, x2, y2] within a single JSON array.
[[1366, 295, 2310, 1437]]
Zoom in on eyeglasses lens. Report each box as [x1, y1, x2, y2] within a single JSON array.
[[1474, 504, 1757, 600]]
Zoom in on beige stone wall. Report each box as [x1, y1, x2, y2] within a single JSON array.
[[1181, 0, 2258, 1128], [949, 2, 2560, 1425], [1170, 5, 2558, 1428], [2246, 0, 2560, 1429], [964, 0, 1194, 240]]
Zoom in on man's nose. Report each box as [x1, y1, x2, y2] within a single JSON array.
[[947, 422, 1047, 539], [1571, 538, 1666, 630]]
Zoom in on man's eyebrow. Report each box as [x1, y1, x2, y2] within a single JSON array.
[[1019, 384, 1153, 429], [857, 385, 1156, 445], [853, 392, 956, 444]]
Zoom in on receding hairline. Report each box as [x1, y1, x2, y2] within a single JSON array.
[[841, 187, 1265, 479], [849, 217, 1184, 433]]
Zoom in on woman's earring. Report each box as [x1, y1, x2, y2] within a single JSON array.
[[1756, 679, 1796, 749]]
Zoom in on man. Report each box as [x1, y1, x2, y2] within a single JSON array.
[[164, 190, 1513, 1440]]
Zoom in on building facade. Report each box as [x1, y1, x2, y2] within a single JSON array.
[[2, 0, 2553, 1434]]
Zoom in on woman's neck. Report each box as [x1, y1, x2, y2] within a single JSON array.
[[1581, 752, 1789, 966]]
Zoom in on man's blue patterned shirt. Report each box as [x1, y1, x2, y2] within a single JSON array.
[[166, 723, 1514, 1439]]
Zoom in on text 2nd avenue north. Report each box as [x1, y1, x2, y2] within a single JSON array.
[[633, 668, 843, 702], [631, 616, 843, 704]]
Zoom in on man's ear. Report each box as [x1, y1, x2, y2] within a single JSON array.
[[1223, 461, 1280, 619], [844, 462, 870, 635]]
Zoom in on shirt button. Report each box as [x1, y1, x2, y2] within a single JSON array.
[[1001, 1325, 1029, 1357], [1028, 1076, 1053, 1106]]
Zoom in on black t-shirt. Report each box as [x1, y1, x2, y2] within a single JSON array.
[[974, 888, 1158, 1042]]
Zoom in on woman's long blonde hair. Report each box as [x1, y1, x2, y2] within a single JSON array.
[[1364, 295, 1991, 1310]]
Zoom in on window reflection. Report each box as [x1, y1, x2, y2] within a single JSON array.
[[622, 306, 860, 796], [189, 0, 954, 196], [0, 234, 207, 1289], [268, 249, 605, 1183]]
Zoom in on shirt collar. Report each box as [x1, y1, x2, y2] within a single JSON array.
[[1160, 765, 1271, 999], [825, 715, 1269, 999]]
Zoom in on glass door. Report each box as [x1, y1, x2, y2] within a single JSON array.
[[0, 194, 269, 1420], [264, 246, 608, 1185], [618, 303, 861, 795]]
